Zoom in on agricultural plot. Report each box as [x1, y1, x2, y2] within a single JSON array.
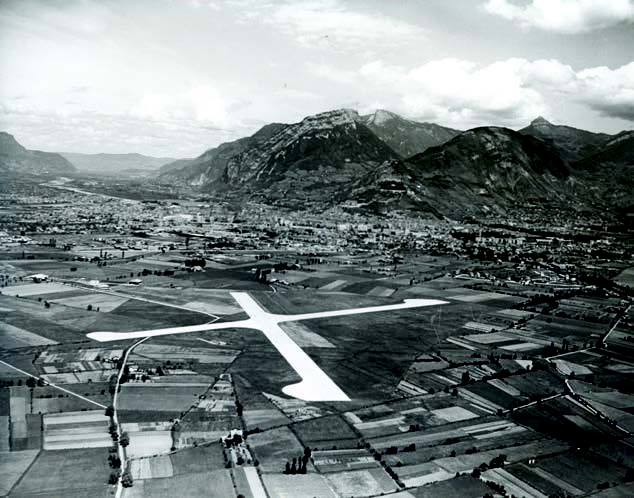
[[126, 430, 173, 458], [368, 418, 528, 452], [413, 475, 493, 498], [169, 442, 226, 474], [532, 450, 626, 493], [124, 469, 235, 498], [262, 472, 338, 498], [482, 467, 549, 498], [50, 291, 129, 312], [5, 282, 72, 296], [132, 343, 239, 364], [118, 384, 204, 412], [104, 298, 212, 328], [0, 320, 58, 349], [43, 410, 110, 450], [324, 468, 393, 497], [248, 426, 305, 472], [311, 448, 378, 473], [10, 447, 110, 497], [0, 449, 39, 495], [129, 454, 174, 479], [293, 415, 359, 450], [510, 396, 622, 445], [263, 392, 331, 422], [243, 408, 290, 431]]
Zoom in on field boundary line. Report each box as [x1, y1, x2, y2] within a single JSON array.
[[6, 448, 43, 495], [0, 359, 106, 409]]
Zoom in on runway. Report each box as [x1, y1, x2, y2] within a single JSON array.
[[87, 292, 447, 401]]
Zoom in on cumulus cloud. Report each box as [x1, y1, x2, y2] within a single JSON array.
[[131, 85, 231, 125], [483, 0, 634, 33], [573, 62, 634, 120], [309, 57, 634, 128], [230, 0, 424, 50]]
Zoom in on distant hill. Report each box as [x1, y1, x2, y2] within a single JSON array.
[[61, 152, 177, 176], [157, 109, 633, 218], [158, 123, 287, 183], [519, 116, 611, 162], [160, 109, 400, 203], [0, 132, 76, 175], [571, 130, 634, 212], [362, 109, 460, 158], [341, 126, 572, 217]]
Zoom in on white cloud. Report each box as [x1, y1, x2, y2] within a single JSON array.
[[573, 62, 634, 120], [484, 0, 634, 33], [310, 57, 634, 128], [231, 0, 424, 51], [356, 58, 549, 128], [131, 85, 230, 125]]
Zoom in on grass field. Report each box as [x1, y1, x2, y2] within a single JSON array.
[[170, 442, 226, 474], [324, 469, 390, 497], [243, 408, 290, 431], [0, 449, 39, 495], [262, 472, 337, 498], [130, 454, 174, 479], [126, 430, 173, 458], [413, 474, 494, 498], [534, 450, 626, 493], [293, 415, 359, 450], [123, 469, 236, 498], [248, 426, 305, 472], [118, 385, 204, 412], [10, 448, 110, 497]]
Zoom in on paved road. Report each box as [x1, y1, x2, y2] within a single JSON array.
[[87, 292, 448, 401]]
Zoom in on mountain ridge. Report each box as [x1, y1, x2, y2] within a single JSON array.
[[0, 132, 76, 175]]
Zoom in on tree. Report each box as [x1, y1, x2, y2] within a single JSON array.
[[461, 371, 471, 386], [121, 470, 133, 487], [120, 432, 130, 447], [87, 304, 93, 311], [105, 406, 114, 417]]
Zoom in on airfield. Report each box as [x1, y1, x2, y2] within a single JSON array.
[[1, 244, 633, 498]]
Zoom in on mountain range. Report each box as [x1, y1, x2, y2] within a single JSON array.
[[0, 132, 76, 175], [159, 109, 633, 218], [2, 109, 631, 219]]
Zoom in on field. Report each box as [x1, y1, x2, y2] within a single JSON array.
[[126, 430, 173, 458], [43, 410, 111, 450], [262, 472, 337, 498], [130, 454, 174, 479], [243, 408, 290, 431], [169, 442, 226, 474], [123, 469, 235, 498], [10, 448, 111, 497], [531, 451, 627, 493], [0, 449, 39, 495], [248, 426, 305, 472], [118, 384, 205, 412], [324, 468, 395, 496], [413, 475, 493, 498], [293, 415, 359, 450]]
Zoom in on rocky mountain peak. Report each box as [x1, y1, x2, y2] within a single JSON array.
[[530, 116, 553, 126]]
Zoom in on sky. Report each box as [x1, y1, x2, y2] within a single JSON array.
[[0, 0, 633, 157]]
